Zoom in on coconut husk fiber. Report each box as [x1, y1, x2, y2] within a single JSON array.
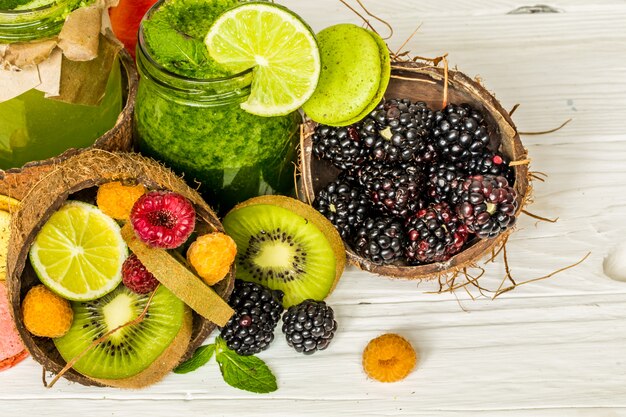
[[300, 61, 530, 280], [0, 49, 137, 202], [6, 150, 235, 388]]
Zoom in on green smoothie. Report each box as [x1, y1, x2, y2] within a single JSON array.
[[0, 0, 97, 42], [0, 0, 45, 10], [0, 62, 122, 169], [135, 0, 300, 214], [0, 0, 123, 169], [141, 0, 235, 79]]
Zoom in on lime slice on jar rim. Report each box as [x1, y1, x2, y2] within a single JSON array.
[[205, 2, 321, 117], [29, 201, 128, 301]]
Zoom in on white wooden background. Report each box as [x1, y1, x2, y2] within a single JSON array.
[[2, 0, 626, 415]]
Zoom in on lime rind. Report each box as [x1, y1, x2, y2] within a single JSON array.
[[205, 2, 321, 117], [29, 201, 127, 302]]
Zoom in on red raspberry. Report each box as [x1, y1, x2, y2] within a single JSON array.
[[130, 191, 196, 249], [122, 254, 159, 294]]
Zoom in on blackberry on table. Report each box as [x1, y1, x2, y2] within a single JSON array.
[[431, 103, 490, 162], [313, 178, 371, 240], [312, 124, 368, 171], [358, 160, 424, 217], [456, 175, 518, 239], [220, 280, 284, 356], [404, 202, 469, 264], [282, 299, 337, 355], [353, 216, 405, 265]]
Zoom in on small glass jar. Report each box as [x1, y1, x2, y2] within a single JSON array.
[[134, 12, 300, 214], [0, 0, 123, 170]]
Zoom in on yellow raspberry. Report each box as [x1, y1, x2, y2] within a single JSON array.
[[362, 333, 417, 383], [96, 181, 146, 220], [22, 285, 73, 338], [187, 232, 237, 286]]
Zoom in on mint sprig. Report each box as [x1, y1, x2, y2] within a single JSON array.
[[173, 337, 277, 394], [215, 338, 277, 394], [174, 344, 215, 374]]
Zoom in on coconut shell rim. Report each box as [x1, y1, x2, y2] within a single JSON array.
[[300, 61, 530, 280]]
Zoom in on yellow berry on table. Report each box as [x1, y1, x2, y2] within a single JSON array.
[[362, 333, 417, 383]]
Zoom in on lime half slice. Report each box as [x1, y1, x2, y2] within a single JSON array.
[[205, 2, 320, 117], [29, 201, 128, 301]]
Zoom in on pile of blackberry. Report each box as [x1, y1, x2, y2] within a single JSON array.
[[221, 280, 339, 356], [312, 99, 518, 266]]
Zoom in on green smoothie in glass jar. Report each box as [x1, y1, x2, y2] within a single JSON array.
[[0, 0, 123, 170], [135, 0, 300, 214]]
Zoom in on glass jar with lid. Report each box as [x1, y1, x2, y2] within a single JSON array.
[[0, 0, 123, 171]]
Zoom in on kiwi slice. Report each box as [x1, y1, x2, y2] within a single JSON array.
[[223, 195, 346, 307], [54, 284, 191, 384]]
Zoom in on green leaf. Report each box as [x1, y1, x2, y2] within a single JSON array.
[[173, 344, 215, 374], [215, 340, 277, 394], [141, 16, 210, 72]]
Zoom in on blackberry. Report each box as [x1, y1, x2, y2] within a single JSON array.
[[416, 142, 440, 165], [431, 103, 490, 162], [404, 202, 469, 264], [313, 178, 371, 240], [312, 124, 367, 171], [426, 162, 465, 205], [456, 175, 518, 239], [353, 216, 405, 265], [358, 160, 424, 217], [359, 99, 433, 163], [220, 280, 284, 356], [465, 151, 515, 185], [282, 299, 337, 355]]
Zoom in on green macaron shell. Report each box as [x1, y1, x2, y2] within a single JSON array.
[[302, 23, 382, 126], [333, 29, 392, 126]]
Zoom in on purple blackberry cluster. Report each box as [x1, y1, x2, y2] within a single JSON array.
[[312, 99, 518, 266]]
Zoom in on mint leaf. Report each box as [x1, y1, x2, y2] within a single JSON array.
[[215, 340, 277, 394], [174, 344, 215, 374]]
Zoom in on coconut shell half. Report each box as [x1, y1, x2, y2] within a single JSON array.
[[300, 61, 529, 279], [6, 150, 235, 387]]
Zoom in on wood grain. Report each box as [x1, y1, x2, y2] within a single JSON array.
[[1, 0, 625, 415]]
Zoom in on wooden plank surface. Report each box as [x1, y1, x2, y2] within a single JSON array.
[[2, 0, 626, 415]]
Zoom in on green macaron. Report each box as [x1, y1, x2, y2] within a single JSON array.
[[302, 24, 384, 126], [336, 29, 391, 126]]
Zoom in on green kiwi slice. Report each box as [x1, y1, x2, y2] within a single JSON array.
[[223, 196, 346, 307], [54, 284, 190, 381]]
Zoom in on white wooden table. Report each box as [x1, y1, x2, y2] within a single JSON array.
[[2, 1, 626, 415]]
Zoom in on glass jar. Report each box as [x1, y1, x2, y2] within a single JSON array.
[[0, 0, 123, 170], [134, 14, 300, 214]]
